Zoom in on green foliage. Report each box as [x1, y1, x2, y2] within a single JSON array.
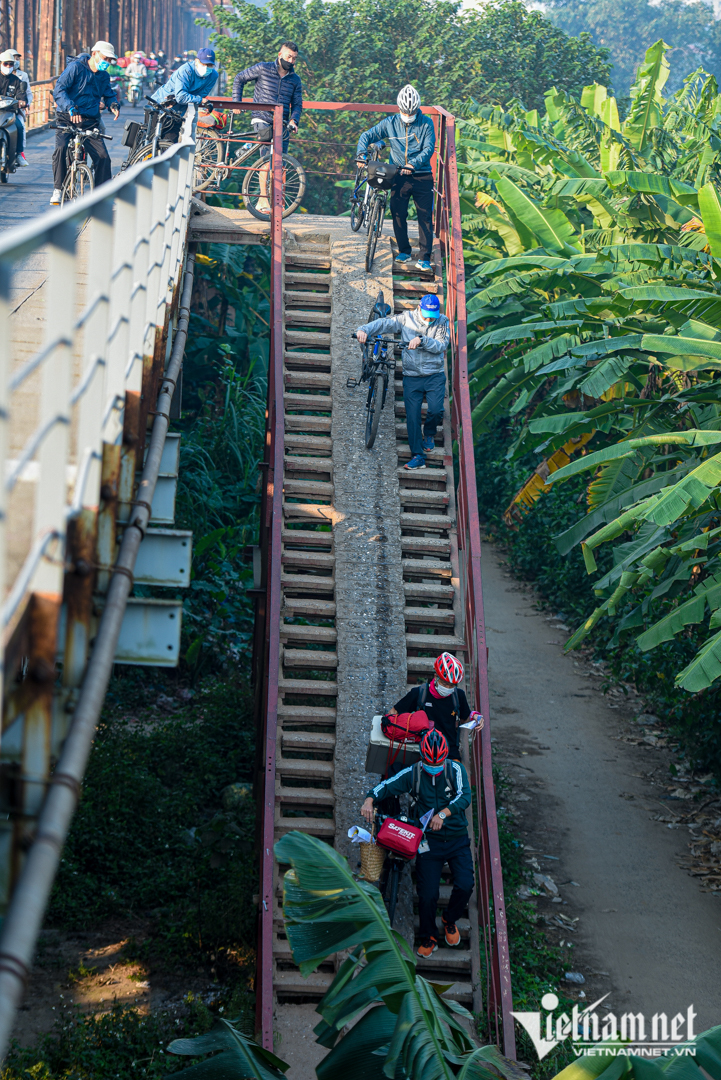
[[47, 675, 258, 964], [167, 1018, 289, 1080], [461, 44, 721, 693], [206, 0, 610, 214], [547, 0, 721, 97], [1, 1000, 216, 1080]]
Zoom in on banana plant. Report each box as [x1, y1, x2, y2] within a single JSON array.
[[458, 40, 721, 692]]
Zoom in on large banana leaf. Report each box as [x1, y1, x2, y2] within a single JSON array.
[[622, 40, 671, 151], [275, 832, 520, 1080], [698, 181, 721, 259], [494, 177, 579, 255], [167, 1020, 290, 1080]]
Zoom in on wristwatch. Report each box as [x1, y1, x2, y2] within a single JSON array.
[[438, 810, 448, 821]]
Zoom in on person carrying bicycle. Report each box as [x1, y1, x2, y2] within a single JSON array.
[[231, 42, 302, 154], [356, 293, 450, 471], [361, 729, 474, 957], [356, 85, 436, 274], [50, 41, 120, 205], [150, 47, 219, 139]]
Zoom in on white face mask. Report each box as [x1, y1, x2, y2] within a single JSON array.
[[400, 111, 417, 124], [195, 60, 210, 77], [434, 678, 454, 698]]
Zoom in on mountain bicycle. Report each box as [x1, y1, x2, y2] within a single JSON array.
[[56, 123, 112, 204], [121, 95, 185, 170], [349, 140, 383, 233], [193, 116, 306, 219], [349, 291, 395, 449]]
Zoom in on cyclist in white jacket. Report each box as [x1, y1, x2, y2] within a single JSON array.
[[356, 293, 449, 470]]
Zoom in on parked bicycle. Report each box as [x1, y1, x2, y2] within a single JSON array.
[[349, 291, 395, 449], [193, 115, 306, 220], [56, 123, 112, 204], [121, 95, 185, 170]]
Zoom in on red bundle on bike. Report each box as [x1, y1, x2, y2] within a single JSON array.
[[381, 710, 433, 744], [377, 817, 424, 858]]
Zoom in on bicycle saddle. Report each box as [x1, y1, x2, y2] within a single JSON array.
[[372, 301, 392, 318]]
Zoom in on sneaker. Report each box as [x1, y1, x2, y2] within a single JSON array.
[[404, 454, 426, 470], [395, 252, 412, 264], [17, 153, 28, 167], [50, 188, 62, 205], [417, 937, 438, 958], [442, 914, 461, 948], [416, 259, 433, 273], [422, 436, 435, 452], [255, 199, 271, 213]]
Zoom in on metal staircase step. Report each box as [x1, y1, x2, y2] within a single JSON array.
[[273, 971, 334, 996], [284, 393, 332, 411], [285, 330, 331, 347], [282, 596, 336, 618], [404, 581, 455, 602], [282, 503, 337, 524], [394, 279, 441, 294], [399, 489, 449, 508], [283, 434, 333, 454], [276, 786, 335, 807], [274, 810, 335, 839], [284, 289, 332, 306], [283, 647, 338, 669], [284, 351, 331, 370], [405, 606, 455, 626], [395, 423, 445, 443], [402, 558, 452, 578], [284, 478, 334, 499], [285, 310, 332, 328], [281, 550, 334, 569], [401, 537, 451, 555], [396, 466, 446, 481], [278, 703, 337, 722], [400, 513, 452, 531], [285, 271, 333, 286], [285, 371, 332, 391], [282, 529, 333, 548], [406, 633, 465, 650], [397, 444, 446, 462], [281, 623, 337, 645], [285, 253, 332, 269], [281, 730, 336, 751], [277, 678, 338, 696], [281, 570, 335, 592], [277, 758, 335, 780], [285, 415, 332, 433], [416, 949, 472, 972]]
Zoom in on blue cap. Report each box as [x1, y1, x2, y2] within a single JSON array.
[[420, 293, 440, 318], [197, 47, 215, 64]]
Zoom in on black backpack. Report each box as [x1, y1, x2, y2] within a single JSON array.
[[410, 760, 458, 812]]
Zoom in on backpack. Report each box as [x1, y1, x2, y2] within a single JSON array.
[[381, 710, 433, 744], [367, 160, 399, 190], [410, 760, 458, 812]]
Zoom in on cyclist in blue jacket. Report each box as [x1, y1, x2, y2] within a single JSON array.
[[151, 47, 218, 143], [51, 41, 120, 205], [356, 85, 436, 274]]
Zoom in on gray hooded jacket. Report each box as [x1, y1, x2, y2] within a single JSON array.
[[356, 307, 450, 377]]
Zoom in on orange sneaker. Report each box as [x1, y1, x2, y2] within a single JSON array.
[[442, 915, 461, 947], [416, 937, 438, 958]]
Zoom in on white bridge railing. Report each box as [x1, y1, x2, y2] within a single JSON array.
[[0, 108, 197, 1053]]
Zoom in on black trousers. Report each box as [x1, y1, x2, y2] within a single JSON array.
[[390, 172, 434, 261], [52, 112, 111, 188], [415, 832, 475, 941]]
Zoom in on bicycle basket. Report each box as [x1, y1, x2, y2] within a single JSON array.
[[367, 161, 398, 190], [359, 840, 386, 882]]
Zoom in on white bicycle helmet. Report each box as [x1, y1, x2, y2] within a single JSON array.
[[397, 84, 421, 118]]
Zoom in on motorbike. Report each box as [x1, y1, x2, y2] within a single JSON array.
[[109, 74, 124, 106], [127, 75, 145, 106], [0, 96, 21, 183]]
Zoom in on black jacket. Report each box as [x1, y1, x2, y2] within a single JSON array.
[[394, 683, 470, 760], [231, 60, 302, 126], [0, 72, 27, 106]]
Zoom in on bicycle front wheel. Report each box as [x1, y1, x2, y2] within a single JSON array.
[[242, 153, 307, 220], [128, 140, 173, 166], [365, 372, 382, 449], [193, 131, 223, 192], [385, 862, 401, 927], [60, 163, 94, 204], [365, 198, 381, 274], [350, 198, 365, 232]]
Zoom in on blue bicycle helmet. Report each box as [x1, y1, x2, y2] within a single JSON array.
[[419, 294, 441, 319]]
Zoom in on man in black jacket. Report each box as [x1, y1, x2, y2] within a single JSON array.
[[0, 50, 28, 167], [231, 41, 302, 152]]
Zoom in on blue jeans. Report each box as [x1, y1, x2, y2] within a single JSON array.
[[403, 371, 445, 458], [415, 832, 475, 941]]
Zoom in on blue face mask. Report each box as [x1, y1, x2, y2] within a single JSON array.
[[421, 762, 444, 775], [96, 59, 110, 71]]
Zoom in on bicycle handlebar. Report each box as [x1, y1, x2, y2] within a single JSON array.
[[55, 124, 113, 139], [351, 333, 397, 346]]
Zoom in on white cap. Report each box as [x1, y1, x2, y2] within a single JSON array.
[[0, 49, 17, 62], [91, 40, 117, 59]]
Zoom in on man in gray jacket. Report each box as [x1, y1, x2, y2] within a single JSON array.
[[356, 294, 449, 470]]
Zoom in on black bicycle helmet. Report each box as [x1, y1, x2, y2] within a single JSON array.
[[420, 729, 448, 765]]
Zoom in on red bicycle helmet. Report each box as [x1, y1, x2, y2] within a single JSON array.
[[420, 729, 448, 765], [434, 651, 464, 685]]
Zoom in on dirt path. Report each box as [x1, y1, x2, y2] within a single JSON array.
[[482, 542, 721, 1034]]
